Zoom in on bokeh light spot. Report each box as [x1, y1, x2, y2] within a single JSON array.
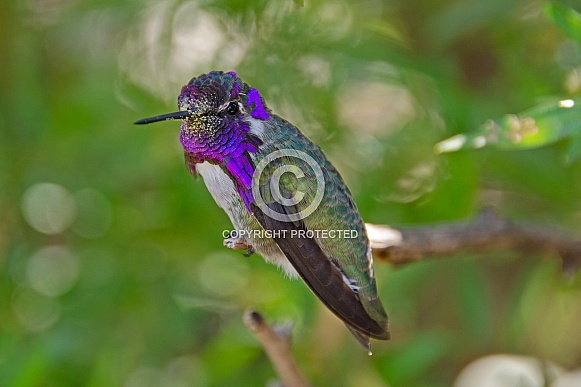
[[12, 287, 61, 332], [21, 183, 77, 234], [27, 245, 81, 297]]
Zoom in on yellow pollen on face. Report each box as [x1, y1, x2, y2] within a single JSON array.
[[184, 115, 220, 134]]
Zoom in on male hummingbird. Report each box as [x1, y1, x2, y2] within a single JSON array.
[[136, 71, 390, 349]]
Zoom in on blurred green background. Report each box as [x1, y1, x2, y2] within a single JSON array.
[[2, 0, 581, 386]]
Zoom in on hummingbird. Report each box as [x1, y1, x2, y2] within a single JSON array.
[[135, 71, 390, 350]]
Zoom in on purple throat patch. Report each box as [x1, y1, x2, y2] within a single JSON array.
[[246, 88, 270, 120]]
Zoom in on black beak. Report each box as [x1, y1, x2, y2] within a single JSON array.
[[134, 111, 193, 125]]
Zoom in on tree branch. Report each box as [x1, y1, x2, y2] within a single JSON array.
[[367, 207, 581, 272], [243, 310, 311, 387], [244, 208, 581, 384]]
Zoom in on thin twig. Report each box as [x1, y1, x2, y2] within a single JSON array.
[[243, 310, 311, 387], [367, 207, 581, 272]]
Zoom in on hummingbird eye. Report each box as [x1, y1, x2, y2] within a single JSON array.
[[226, 102, 239, 115]]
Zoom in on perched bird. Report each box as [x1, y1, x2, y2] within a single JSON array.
[[136, 71, 390, 350]]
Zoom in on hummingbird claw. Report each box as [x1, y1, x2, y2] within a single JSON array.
[[223, 235, 254, 256]]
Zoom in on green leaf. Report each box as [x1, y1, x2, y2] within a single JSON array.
[[435, 99, 581, 162], [546, 2, 581, 44]]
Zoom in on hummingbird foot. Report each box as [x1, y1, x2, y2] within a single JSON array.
[[223, 234, 254, 256]]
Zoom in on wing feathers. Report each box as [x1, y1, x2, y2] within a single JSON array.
[[251, 202, 389, 341]]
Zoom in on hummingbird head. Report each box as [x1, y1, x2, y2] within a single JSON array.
[[136, 71, 269, 163]]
